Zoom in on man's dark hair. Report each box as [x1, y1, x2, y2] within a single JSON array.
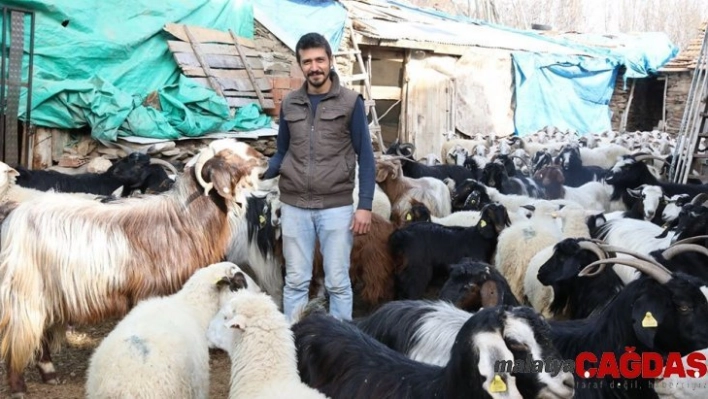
[[295, 32, 332, 63]]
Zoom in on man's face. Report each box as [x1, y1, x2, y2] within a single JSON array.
[[298, 47, 331, 88]]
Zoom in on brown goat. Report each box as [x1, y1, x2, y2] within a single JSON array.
[[375, 156, 451, 226], [0, 140, 267, 398], [309, 212, 398, 309], [534, 165, 566, 199]]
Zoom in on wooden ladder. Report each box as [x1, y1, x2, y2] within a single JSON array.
[[671, 27, 708, 184], [332, 20, 385, 154]]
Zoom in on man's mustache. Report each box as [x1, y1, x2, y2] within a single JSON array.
[[308, 71, 324, 77]]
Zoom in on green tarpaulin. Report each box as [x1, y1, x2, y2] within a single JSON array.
[[2, 0, 271, 141]]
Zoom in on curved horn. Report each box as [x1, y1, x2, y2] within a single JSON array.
[[399, 143, 416, 156], [690, 193, 708, 206], [576, 241, 609, 262], [670, 235, 708, 247], [149, 158, 179, 176], [661, 243, 708, 260], [595, 244, 666, 268], [511, 155, 530, 170], [634, 153, 667, 164], [193, 147, 216, 196], [579, 257, 672, 284]]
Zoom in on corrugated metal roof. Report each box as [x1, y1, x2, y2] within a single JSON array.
[[340, 0, 589, 55], [661, 22, 707, 71]]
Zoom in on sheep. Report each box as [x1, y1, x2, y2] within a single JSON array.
[[85, 262, 253, 399], [294, 305, 524, 399], [441, 136, 491, 165], [353, 301, 575, 399], [390, 203, 510, 299], [578, 143, 630, 169], [206, 291, 329, 399], [375, 156, 452, 226], [0, 139, 268, 398], [13, 152, 177, 196], [546, 256, 708, 398], [533, 165, 610, 211], [438, 259, 520, 311], [310, 212, 398, 309], [386, 141, 477, 186]]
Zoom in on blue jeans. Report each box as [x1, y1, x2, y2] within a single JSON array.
[[281, 203, 354, 322]]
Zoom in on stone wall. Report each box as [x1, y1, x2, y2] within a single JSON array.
[[663, 70, 692, 135]]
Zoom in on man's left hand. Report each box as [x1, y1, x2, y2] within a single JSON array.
[[351, 209, 372, 235]]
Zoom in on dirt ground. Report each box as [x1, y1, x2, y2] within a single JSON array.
[[0, 319, 234, 398]]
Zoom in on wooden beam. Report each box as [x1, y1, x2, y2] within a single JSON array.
[[620, 79, 636, 133], [227, 97, 275, 109], [173, 52, 264, 71], [181, 65, 265, 79], [354, 85, 401, 100], [230, 29, 267, 109], [223, 90, 273, 98], [168, 40, 260, 57], [183, 26, 224, 97], [164, 23, 255, 48], [190, 76, 272, 92], [32, 127, 53, 170]]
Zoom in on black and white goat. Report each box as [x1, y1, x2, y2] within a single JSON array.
[[438, 259, 520, 312], [554, 146, 607, 187], [385, 141, 476, 186], [389, 203, 510, 299], [354, 301, 575, 399], [294, 306, 524, 399]]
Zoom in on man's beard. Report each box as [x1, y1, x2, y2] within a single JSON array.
[[307, 69, 330, 88]]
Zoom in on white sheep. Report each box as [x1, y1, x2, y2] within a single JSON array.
[[214, 290, 329, 399], [578, 144, 630, 169], [85, 262, 261, 399]]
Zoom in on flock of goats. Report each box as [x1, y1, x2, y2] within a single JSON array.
[[0, 128, 707, 399]]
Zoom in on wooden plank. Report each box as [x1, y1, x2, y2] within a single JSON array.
[[168, 40, 259, 57], [356, 85, 401, 100], [32, 127, 53, 170], [229, 29, 267, 109], [223, 91, 273, 98], [173, 52, 263, 71], [164, 23, 255, 48], [227, 97, 275, 109], [184, 26, 225, 97], [182, 66, 265, 79], [191, 76, 272, 92]]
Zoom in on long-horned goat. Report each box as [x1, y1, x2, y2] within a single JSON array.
[[0, 139, 267, 398]]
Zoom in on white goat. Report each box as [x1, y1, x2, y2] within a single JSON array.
[[86, 262, 260, 399]]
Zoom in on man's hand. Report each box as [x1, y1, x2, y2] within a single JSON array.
[[351, 209, 372, 235]]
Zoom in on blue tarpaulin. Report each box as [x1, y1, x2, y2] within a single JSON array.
[[512, 52, 621, 137], [253, 0, 347, 53]]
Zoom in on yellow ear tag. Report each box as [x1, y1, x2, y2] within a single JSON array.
[[480, 220, 487, 228], [259, 214, 266, 227], [405, 213, 412, 221], [551, 212, 558, 218], [642, 311, 658, 328], [490, 375, 507, 393]]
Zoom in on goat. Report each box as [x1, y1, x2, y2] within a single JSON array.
[[294, 306, 524, 399], [85, 262, 252, 399], [624, 184, 668, 224], [354, 301, 575, 399], [390, 203, 510, 299], [533, 165, 610, 211], [386, 141, 476, 186], [0, 139, 268, 398], [13, 152, 177, 196], [375, 156, 452, 226], [438, 259, 520, 311], [554, 146, 607, 187]]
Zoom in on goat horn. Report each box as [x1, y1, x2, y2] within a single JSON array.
[[595, 244, 666, 268], [149, 158, 179, 176], [690, 193, 708, 206], [579, 257, 672, 284], [400, 143, 416, 154], [193, 147, 216, 196], [511, 155, 530, 170], [634, 153, 667, 164], [576, 241, 608, 262], [661, 243, 708, 260], [670, 235, 708, 247]]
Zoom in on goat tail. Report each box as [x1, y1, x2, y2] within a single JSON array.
[[291, 296, 328, 325], [0, 220, 48, 374]]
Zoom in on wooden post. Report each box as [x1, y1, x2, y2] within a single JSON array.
[[229, 29, 266, 109], [620, 79, 636, 133], [183, 26, 225, 98], [31, 127, 53, 170]]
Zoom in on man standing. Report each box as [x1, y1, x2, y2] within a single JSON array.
[[263, 32, 376, 322]]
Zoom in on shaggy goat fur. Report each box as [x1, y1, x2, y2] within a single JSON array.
[[0, 140, 267, 397]]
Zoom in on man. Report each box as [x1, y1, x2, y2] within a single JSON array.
[[263, 32, 376, 322]]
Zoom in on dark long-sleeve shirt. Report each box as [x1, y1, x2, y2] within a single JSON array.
[[263, 95, 375, 211]]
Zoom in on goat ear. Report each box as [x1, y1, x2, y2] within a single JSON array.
[[477, 217, 496, 239], [627, 188, 642, 198], [202, 158, 242, 200], [375, 166, 388, 183], [225, 314, 248, 331], [229, 271, 249, 291], [631, 293, 667, 349], [480, 280, 500, 307]]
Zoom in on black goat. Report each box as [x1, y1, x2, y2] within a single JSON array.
[[536, 238, 624, 319], [450, 179, 493, 211], [390, 203, 510, 299], [532, 150, 554, 175], [554, 146, 606, 187], [547, 257, 708, 399], [656, 194, 708, 241], [606, 154, 708, 209], [353, 302, 575, 399], [294, 306, 522, 399], [385, 141, 476, 186], [649, 238, 708, 284], [14, 152, 176, 197], [481, 161, 528, 196], [439, 259, 520, 311]]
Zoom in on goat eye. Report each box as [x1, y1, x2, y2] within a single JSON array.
[[678, 305, 690, 313]]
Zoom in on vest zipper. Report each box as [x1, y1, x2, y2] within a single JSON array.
[[308, 102, 315, 203]]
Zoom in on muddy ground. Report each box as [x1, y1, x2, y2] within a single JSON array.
[[0, 319, 234, 399]]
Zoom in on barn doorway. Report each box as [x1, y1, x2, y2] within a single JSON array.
[[626, 76, 667, 132]]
